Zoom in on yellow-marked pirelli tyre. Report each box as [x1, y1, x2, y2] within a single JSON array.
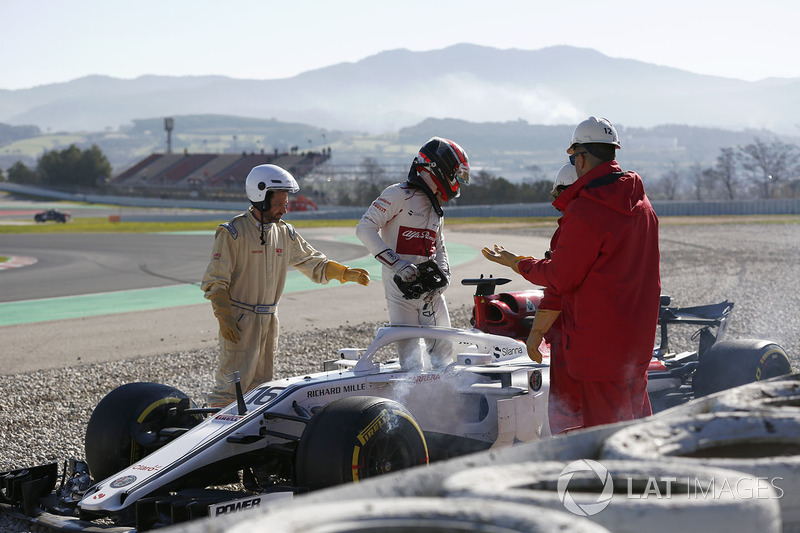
[[600, 412, 800, 531], [692, 339, 791, 397], [710, 373, 800, 415], [294, 396, 428, 491], [226, 497, 612, 533], [440, 460, 781, 533], [84, 382, 201, 482]]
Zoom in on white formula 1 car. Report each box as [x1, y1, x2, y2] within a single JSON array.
[[0, 276, 791, 531]]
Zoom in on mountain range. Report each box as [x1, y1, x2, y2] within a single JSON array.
[[2, 44, 799, 136]]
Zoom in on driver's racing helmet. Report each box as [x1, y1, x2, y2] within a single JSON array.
[[245, 164, 299, 212], [409, 137, 470, 202]]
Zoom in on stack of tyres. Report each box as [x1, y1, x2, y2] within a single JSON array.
[[213, 497, 613, 533], [439, 460, 781, 533], [600, 412, 800, 532], [709, 374, 800, 415]]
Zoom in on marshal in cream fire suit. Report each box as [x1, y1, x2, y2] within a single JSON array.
[[202, 207, 331, 406], [356, 182, 453, 370]]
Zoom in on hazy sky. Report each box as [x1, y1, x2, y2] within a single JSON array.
[[1, 0, 797, 90]]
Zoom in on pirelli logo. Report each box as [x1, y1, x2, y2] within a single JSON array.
[[357, 409, 391, 445]]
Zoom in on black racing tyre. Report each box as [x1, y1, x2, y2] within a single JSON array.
[[294, 396, 428, 491], [711, 373, 800, 414], [692, 339, 791, 397], [84, 382, 200, 482], [441, 460, 781, 533], [233, 497, 611, 532], [600, 412, 800, 531]]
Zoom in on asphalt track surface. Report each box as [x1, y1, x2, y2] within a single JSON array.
[[0, 222, 550, 375], [5, 197, 797, 377]]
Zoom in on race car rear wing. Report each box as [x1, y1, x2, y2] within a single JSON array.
[[655, 297, 734, 358]]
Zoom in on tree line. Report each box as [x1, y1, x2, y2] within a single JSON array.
[[646, 138, 800, 201], [0, 123, 41, 146], [335, 138, 800, 206], [328, 159, 556, 206], [5, 144, 112, 188], [4, 138, 799, 204]]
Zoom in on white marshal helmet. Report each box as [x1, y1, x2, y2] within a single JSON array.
[[567, 116, 621, 154], [245, 164, 299, 204], [552, 163, 579, 195]]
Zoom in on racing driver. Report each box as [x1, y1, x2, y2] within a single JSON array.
[[202, 164, 370, 407], [356, 137, 469, 371]]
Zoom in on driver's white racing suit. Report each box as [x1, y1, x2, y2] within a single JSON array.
[[356, 182, 453, 370]]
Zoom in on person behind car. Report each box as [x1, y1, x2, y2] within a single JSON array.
[[482, 117, 661, 429], [519, 163, 584, 434], [201, 164, 370, 407], [355, 137, 469, 371]]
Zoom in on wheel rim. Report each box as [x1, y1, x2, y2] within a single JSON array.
[[358, 433, 416, 478]]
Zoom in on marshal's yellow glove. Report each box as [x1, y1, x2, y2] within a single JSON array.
[[209, 290, 242, 343], [526, 309, 561, 363], [481, 244, 532, 274], [326, 261, 370, 286]]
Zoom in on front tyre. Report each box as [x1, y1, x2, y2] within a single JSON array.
[[692, 339, 791, 397], [294, 396, 428, 491], [84, 382, 200, 482]]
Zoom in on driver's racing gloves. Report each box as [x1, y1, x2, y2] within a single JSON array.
[[527, 309, 560, 363], [376, 248, 419, 282], [481, 244, 532, 274], [325, 261, 371, 286], [209, 290, 242, 343]]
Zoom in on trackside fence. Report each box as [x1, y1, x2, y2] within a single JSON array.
[[1, 183, 799, 219]]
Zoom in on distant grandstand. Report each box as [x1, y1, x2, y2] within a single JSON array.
[[109, 149, 331, 200]]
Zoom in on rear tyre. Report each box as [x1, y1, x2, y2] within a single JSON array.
[[294, 396, 428, 491], [692, 339, 791, 397], [84, 382, 200, 482]]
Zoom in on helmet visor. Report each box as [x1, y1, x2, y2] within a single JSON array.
[[455, 163, 470, 185]]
